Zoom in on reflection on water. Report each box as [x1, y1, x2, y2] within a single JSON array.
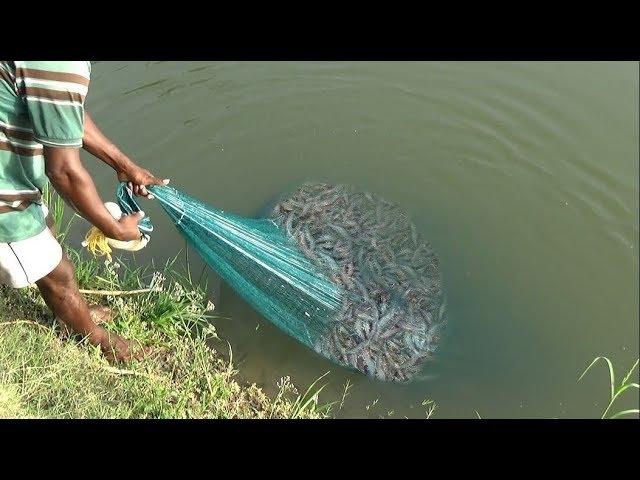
[[76, 61, 639, 418]]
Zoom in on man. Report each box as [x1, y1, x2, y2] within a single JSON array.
[[0, 61, 167, 362]]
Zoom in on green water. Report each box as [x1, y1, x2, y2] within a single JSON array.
[[78, 61, 639, 418]]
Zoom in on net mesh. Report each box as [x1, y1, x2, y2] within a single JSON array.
[[147, 184, 342, 346], [121, 182, 446, 382]]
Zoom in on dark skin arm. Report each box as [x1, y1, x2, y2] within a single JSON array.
[[43, 146, 143, 241], [83, 113, 169, 198]]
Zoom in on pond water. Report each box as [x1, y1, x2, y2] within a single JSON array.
[[76, 61, 639, 418]]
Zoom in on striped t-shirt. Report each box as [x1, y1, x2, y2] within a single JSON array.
[[0, 61, 90, 243]]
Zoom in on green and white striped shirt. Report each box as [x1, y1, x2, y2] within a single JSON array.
[[0, 61, 90, 243]]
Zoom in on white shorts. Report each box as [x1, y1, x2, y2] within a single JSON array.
[[0, 205, 63, 289]]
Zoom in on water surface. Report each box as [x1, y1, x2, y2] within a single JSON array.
[[77, 61, 639, 418]]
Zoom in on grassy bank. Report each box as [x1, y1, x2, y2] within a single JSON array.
[[0, 248, 331, 419]]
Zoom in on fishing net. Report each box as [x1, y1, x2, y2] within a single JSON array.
[[116, 182, 446, 382]]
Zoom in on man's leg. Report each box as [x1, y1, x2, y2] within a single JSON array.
[[35, 252, 136, 362], [43, 209, 113, 325]]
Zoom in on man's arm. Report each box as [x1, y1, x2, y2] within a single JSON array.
[[83, 113, 169, 198], [44, 146, 144, 241]]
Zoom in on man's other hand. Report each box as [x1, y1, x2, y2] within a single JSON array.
[[117, 165, 170, 199]]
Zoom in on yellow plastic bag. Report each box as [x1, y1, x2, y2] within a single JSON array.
[[82, 202, 149, 262]]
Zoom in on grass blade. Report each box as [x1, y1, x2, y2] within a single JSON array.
[[610, 409, 639, 419], [619, 359, 639, 388], [579, 356, 615, 401]]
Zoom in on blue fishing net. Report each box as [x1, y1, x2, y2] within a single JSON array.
[[116, 185, 154, 235], [117, 182, 446, 382]]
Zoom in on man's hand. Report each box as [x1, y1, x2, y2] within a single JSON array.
[[113, 211, 146, 241], [116, 165, 169, 199]]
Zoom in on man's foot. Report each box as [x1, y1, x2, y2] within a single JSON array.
[[93, 327, 150, 363], [55, 306, 114, 337], [35, 254, 150, 364], [88, 305, 114, 325]]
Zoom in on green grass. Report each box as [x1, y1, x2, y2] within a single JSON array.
[[42, 184, 74, 243], [0, 248, 332, 419], [579, 356, 639, 419]]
